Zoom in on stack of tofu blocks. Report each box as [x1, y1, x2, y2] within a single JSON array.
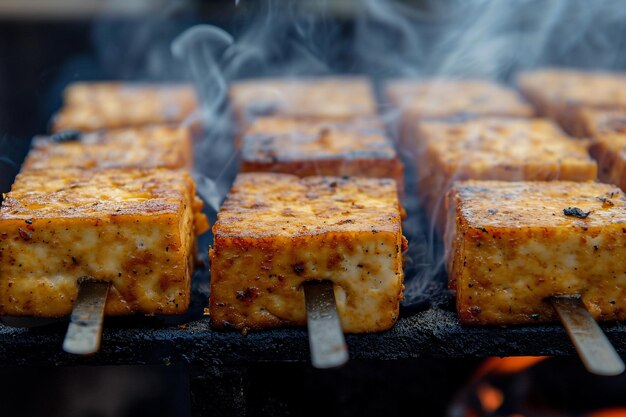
[[210, 78, 407, 333], [0, 82, 209, 317], [386, 71, 626, 325]]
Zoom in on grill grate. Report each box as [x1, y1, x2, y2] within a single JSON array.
[[2, 115, 626, 368], [3, 302, 626, 368]]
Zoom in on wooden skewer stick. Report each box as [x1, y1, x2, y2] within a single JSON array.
[[551, 296, 625, 376], [63, 278, 111, 355], [303, 281, 349, 369]]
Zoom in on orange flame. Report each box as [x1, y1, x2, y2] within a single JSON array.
[[476, 383, 503, 413], [473, 356, 549, 381], [587, 409, 626, 417]]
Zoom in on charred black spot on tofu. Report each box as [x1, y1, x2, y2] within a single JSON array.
[[49, 130, 82, 143], [246, 101, 278, 117], [17, 228, 32, 240], [292, 262, 305, 275], [597, 196, 615, 208], [236, 287, 259, 302], [563, 207, 591, 218]]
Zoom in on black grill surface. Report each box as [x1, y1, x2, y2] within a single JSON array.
[[1, 103, 626, 369]]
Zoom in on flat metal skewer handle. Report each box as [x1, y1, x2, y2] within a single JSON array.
[[63, 279, 111, 355], [551, 296, 625, 376], [304, 281, 349, 369]]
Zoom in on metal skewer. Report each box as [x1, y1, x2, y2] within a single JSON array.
[[303, 281, 349, 369], [551, 296, 625, 376], [63, 278, 111, 355]]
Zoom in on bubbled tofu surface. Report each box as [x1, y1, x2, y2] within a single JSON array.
[[418, 118, 596, 174], [23, 125, 192, 171], [244, 115, 384, 137], [209, 173, 406, 333], [517, 69, 626, 136], [577, 108, 626, 137], [240, 116, 404, 190], [445, 180, 626, 325], [229, 77, 377, 123], [0, 168, 208, 316], [242, 116, 395, 162], [3, 168, 193, 218], [384, 78, 534, 120], [51, 82, 198, 133], [416, 117, 597, 231], [517, 69, 626, 111], [589, 133, 626, 191]]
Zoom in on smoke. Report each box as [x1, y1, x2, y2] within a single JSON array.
[[84, 0, 626, 308], [356, 0, 626, 306], [355, 0, 626, 79], [166, 0, 626, 308], [171, 25, 233, 121]]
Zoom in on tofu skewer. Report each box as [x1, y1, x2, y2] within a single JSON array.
[[8, 125, 207, 355], [551, 296, 624, 376], [210, 173, 406, 368], [446, 180, 626, 374], [226, 78, 400, 368], [386, 76, 624, 372], [304, 281, 349, 369], [63, 279, 111, 355]]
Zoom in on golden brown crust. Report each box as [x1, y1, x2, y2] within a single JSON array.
[[415, 117, 597, 231], [209, 173, 405, 333], [216, 173, 401, 238], [51, 82, 198, 133], [385, 78, 534, 120], [517, 69, 626, 137], [575, 108, 626, 137], [0, 168, 208, 316], [240, 116, 404, 192], [446, 180, 626, 325], [3, 168, 191, 219], [23, 125, 193, 171], [589, 134, 626, 191], [384, 79, 534, 153], [229, 77, 377, 127]]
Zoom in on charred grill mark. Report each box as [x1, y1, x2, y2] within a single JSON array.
[[246, 101, 278, 117], [597, 196, 615, 208], [49, 130, 82, 143], [17, 228, 32, 241], [563, 207, 591, 218], [236, 287, 259, 303], [292, 262, 305, 275]]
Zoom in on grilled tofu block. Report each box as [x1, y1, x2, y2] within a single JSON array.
[[209, 173, 406, 333], [51, 82, 198, 133], [240, 116, 404, 192], [385, 78, 533, 120], [445, 180, 626, 325], [574, 108, 626, 137], [517, 69, 626, 137], [416, 118, 597, 231], [0, 168, 209, 317], [589, 133, 626, 191], [22, 125, 192, 171], [384, 79, 533, 152], [229, 77, 377, 127]]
